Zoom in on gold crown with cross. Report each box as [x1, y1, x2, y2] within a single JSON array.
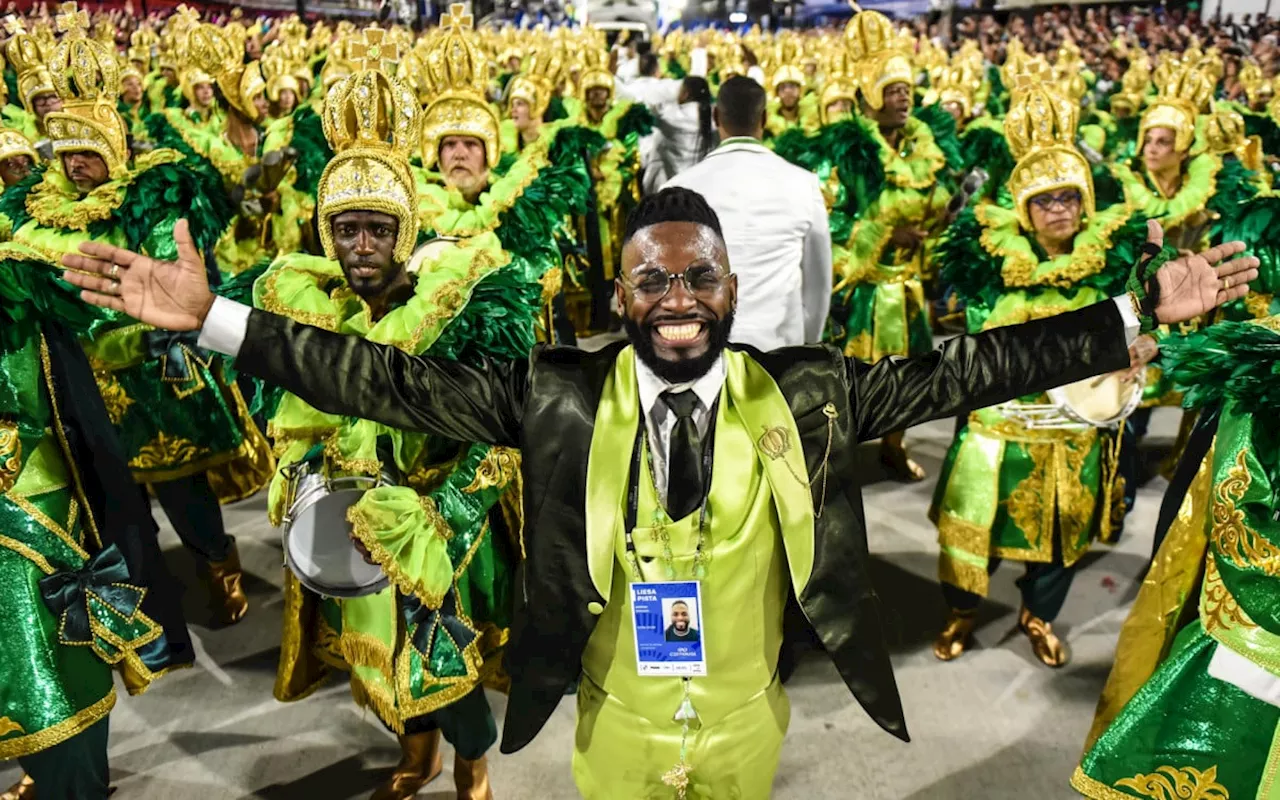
[[1003, 74, 1095, 233], [316, 25, 421, 265], [420, 4, 501, 169], [44, 3, 131, 176]]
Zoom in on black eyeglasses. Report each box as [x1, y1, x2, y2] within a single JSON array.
[[1029, 190, 1083, 211], [623, 265, 730, 301]]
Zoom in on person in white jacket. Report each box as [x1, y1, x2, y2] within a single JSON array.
[[663, 77, 832, 351]]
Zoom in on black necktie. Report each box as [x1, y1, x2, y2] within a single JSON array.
[[662, 390, 703, 519]]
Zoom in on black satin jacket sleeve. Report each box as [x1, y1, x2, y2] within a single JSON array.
[[235, 308, 530, 448], [848, 299, 1131, 442]]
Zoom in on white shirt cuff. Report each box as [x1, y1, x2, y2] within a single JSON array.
[[1208, 642, 1280, 708], [197, 295, 251, 357], [1112, 296, 1140, 346]]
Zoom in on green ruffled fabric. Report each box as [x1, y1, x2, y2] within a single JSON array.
[[0, 258, 103, 352], [774, 116, 886, 242], [959, 117, 1013, 204], [665, 57, 686, 79], [1164, 319, 1280, 417], [914, 103, 965, 173], [939, 203, 1146, 319]]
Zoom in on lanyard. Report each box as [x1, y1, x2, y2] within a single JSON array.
[[622, 400, 719, 563]]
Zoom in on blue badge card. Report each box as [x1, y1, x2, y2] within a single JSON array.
[[630, 581, 707, 676]]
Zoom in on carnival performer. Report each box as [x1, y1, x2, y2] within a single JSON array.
[[930, 78, 1155, 668], [837, 8, 957, 480], [3, 23, 62, 146], [266, 14, 600, 799], [0, 4, 271, 627], [1071, 316, 1280, 800], [571, 39, 654, 331], [261, 25, 512, 800], [0, 10, 198, 797], [148, 22, 311, 278], [65, 171, 1258, 798]]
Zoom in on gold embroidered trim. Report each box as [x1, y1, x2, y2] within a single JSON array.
[[1201, 553, 1252, 634], [128, 431, 210, 472], [0, 533, 57, 574], [1212, 447, 1280, 576], [256, 267, 341, 331], [1114, 765, 1230, 800], [0, 688, 116, 760], [5, 493, 90, 561], [976, 202, 1131, 290], [461, 447, 521, 494], [0, 717, 24, 737], [0, 421, 19, 493]]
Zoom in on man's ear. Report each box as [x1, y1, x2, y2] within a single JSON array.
[[712, 106, 720, 128]]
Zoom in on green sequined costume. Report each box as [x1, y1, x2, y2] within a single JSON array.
[[271, 123, 599, 733], [0, 234, 194, 767], [929, 203, 1147, 602], [0, 151, 273, 501], [1073, 317, 1280, 800]]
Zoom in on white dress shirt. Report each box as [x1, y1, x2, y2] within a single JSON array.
[[616, 76, 682, 108], [644, 100, 707, 195], [664, 138, 834, 351], [634, 355, 726, 507]]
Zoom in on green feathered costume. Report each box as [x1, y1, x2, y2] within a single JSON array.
[[776, 113, 949, 360], [929, 202, 1148, 598], [0, 149, 274, 502], [148, 109, 314, 277], [1073, 317, 1280, 800], [269, 120, 601, 733]]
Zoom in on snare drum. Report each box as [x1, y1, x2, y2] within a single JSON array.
[[281, 465, 394, 598], [997, 371, 1145, 430]]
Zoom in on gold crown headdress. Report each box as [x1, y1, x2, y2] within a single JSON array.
[[1140, 61, 1213, 154], [770, 64, 805, 95], [1239, 60, 1269, 107], [263, 55, 301, 103], [189, 23, 267, 123], [844, 7, 914, 110], [1003, 75, 1094, 232], [579, 40, 614, 101], [120, 55, 143, 85], [1109, 55, 1151, 118], [932, 62, 980, 119], [179, 67, 215, 106], [43, 3, 129, 175], [1203, 102, 1263, 171], [508, 42, 564, 119], [317, 25, 420, 265], [5, 17, 56, 113], [0, 128, 36, 164], [128, 27, 157, 65], [420, 5, 500, 169]]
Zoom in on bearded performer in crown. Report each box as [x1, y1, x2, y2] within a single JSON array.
[[264, 15, 598, 800], [0, 8, 199, 798], [0, 5, 271, 629], [929, 77, 1154, 668]]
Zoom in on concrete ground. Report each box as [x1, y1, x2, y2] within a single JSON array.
[[1, 406, 1180, 800]]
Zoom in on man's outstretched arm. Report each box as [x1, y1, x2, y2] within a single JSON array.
[[63, 221, 528, 447], [849, 223, 1260, 442]]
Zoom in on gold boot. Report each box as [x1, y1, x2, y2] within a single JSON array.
[[370, 731, 443, 800], [1018, 606, 1069, 668], [933, 609, 977, 661], [454, 754, 494, 800], [0, 774, 36, 800], [204, 542, 249, 625], [880, 431, 926, 482]]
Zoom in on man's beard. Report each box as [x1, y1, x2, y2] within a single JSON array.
[[625, 308, 735, 385]]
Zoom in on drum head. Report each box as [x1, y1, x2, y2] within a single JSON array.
[[1050, 373, 1143, 428], [285, 490, 390, 599]]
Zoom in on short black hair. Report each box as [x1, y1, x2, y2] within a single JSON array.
[[639, 52, 660, 77], [715, 76, 767, 136], [622, 187, 724, 246]]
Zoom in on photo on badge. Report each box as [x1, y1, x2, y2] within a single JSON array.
[[630, 580, 707, 677]]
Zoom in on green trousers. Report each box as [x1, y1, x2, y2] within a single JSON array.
[[401, 686, 496, 761], [17, 717, 109, 799]]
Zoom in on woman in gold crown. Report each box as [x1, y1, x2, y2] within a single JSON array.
[[929, 79, 1154, 669]]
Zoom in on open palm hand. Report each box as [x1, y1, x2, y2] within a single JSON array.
[[61, 219, 214, 331], [1147, 220, 1259, 324]]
